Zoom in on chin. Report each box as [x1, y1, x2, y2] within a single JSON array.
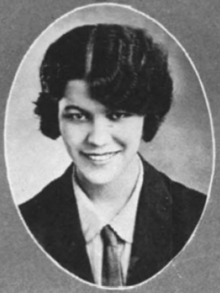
[[82, 172, 116, 186]]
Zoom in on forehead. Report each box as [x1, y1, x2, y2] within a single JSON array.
[[64, 80, 89, 101]]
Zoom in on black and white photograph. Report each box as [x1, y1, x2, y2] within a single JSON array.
[[1, 1, 219, 293]]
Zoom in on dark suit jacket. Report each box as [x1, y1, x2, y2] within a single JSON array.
[[19, 159, 206, 286]]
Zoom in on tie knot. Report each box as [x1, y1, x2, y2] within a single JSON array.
[[101, 225, 118, 247]]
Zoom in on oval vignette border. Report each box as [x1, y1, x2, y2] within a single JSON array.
[[4, 2, 216, 291]]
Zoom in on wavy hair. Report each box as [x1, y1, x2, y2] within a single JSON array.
[[35, 24, 173, 142]]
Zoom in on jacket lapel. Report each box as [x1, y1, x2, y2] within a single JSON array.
[[126, 160, 173, 285], [49, 164, 94, 283], [62, 160, 174, 285]]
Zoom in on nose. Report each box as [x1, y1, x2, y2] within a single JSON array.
[[86, 117, 111, 147]]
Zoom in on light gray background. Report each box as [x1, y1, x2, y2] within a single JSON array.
[[0, 1, 219, 292]]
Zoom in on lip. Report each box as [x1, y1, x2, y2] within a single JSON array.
[[81, 151, 121, 165]]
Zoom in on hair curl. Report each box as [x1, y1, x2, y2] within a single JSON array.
[[35, 24, 173, 142]]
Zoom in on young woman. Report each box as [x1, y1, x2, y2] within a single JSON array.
[[19, 24, 206, 287]]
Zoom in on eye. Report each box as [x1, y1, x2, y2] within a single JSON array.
[[107, 111, 131, 121], [63, 112, 88, 122]]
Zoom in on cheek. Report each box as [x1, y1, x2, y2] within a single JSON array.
[[60, 124, 85, 150], [127, 118, 144, 136], [116, 119, 144, 150]]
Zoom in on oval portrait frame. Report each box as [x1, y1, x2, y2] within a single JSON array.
[[4, 2, 215, 290]]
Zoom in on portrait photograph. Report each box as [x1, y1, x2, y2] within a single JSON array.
[[1, 1, 220, 293]]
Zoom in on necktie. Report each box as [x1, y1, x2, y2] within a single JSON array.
[[101, 225, 123, 287]]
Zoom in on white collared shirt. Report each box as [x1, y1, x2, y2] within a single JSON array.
[[73, 158, 144, 286]]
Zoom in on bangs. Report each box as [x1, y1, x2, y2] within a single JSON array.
[[84, 25, 171, 116], [37, 24, 173, 140]]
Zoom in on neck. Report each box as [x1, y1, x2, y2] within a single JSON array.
[[75, 155, 140, 214]]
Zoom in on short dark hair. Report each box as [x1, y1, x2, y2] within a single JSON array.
[[35, 24, 173, 142]]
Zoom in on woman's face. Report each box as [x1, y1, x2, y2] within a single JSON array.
[[58, 80, 144, 185]]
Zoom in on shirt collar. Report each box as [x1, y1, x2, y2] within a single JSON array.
[[73, 157, 144, 245]]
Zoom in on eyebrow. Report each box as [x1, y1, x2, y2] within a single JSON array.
[[63, 104, 133, 115], [63, 105, 88, 113]]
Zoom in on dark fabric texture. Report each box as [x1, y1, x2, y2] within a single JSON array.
[[19, 159, 206, 286]]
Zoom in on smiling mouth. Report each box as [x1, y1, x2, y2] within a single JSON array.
[[82, 151, 121, 163]]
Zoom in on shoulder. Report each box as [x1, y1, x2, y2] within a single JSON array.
[[140, 158, 206, 252], [19, 164, 74, 231], [18, 164, 84, 264], [157, 165, 206, 226], [141, 157, 206, 209]]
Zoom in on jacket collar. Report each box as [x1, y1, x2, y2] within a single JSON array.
[[52, 164, 94, 283], [56, 158, 173, 285], [126, 158, 173, 285]]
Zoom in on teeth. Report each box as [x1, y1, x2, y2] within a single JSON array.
[[86, 152, 116, 161]]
